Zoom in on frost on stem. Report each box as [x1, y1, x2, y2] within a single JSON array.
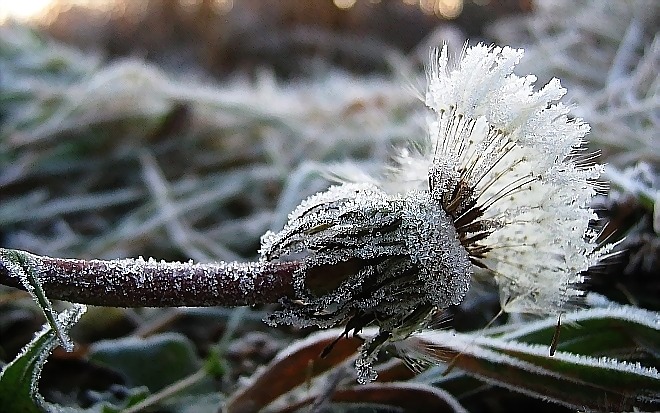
[[0, 248, 298, 308], [259, 183, 472, 383]]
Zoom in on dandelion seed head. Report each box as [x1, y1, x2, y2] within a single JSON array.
[[390, 43, 608, 315]]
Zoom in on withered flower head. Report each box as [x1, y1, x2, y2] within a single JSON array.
[[260, 44, 609, 383]]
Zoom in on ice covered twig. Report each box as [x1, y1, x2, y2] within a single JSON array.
[[0, 248, 298, 307]]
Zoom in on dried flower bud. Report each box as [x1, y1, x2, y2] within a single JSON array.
[[260, 183, 473, 382]]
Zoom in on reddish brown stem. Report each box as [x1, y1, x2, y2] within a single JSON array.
[[0, 250, 298, 307]]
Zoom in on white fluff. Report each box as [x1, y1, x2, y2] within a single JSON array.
[[389, 44, 608, 315]]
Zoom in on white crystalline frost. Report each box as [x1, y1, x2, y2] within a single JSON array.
[[386, 43, 608, 315], [402, 190, 472, 307]]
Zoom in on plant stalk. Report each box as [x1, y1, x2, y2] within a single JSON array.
[[0, 249, 298, 307]]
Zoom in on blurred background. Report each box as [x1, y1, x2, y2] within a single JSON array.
[[1, 0, 530, 77], [0, 1, 658, 412], [0, 0, 545, 262]]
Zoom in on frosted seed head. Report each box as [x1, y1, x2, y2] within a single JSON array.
[[277, 42, 616, 384], [416, 43, 609, 316]]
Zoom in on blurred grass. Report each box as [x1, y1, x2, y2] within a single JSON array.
[[0, 22, 422, 262], [490, 0, 659, 165]]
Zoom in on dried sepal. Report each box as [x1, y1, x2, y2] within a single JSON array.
[[260, 183, 472, 382]]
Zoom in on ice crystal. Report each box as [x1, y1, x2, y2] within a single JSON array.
[[0, 248, 85, 352], [261, 43, 608, 382], [379, 44, 607, 315]]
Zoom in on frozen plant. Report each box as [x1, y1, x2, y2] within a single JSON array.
[[260, 43, 611, 383], [488, 0, 660, 165], [0, 42, 613, 387]]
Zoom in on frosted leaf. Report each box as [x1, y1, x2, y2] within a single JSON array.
[[0, 248, 84, 352], [330, 43, 610, 317], [0, 304, 87, 412], [415, 325, 660, 411]]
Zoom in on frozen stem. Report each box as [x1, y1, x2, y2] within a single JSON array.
[[0, 248, 298, 307]]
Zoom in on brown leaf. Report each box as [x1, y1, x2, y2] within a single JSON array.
[[272, 382, 467, 413], [224, 329, 362, 413]]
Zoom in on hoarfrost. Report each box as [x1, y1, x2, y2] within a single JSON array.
[[0, 249, 85, 352], [402, 190, 472, 307], [260, 183, 472, 382]]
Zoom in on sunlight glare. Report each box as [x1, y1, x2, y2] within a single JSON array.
[[334, 0, 357, 9], [0, 0, 54, 22]]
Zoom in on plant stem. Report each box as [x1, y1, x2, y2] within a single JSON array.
[[0, 249, 298, 307]]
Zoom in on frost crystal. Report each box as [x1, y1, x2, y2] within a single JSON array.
[[419, 44, 607, 315], [260, 183, 471, 382], [262, 43, 608, 382], [368, 44, 607, 316]]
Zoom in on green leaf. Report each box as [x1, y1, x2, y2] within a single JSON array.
[[0, 326, 52, 412], [414, 305, 660, 411], [88, 333, 212, 394], [0, 305, 87, 413], [95, 387, 150, 413], [493, 305, 660, 358], [0, 248, 77, 351]]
